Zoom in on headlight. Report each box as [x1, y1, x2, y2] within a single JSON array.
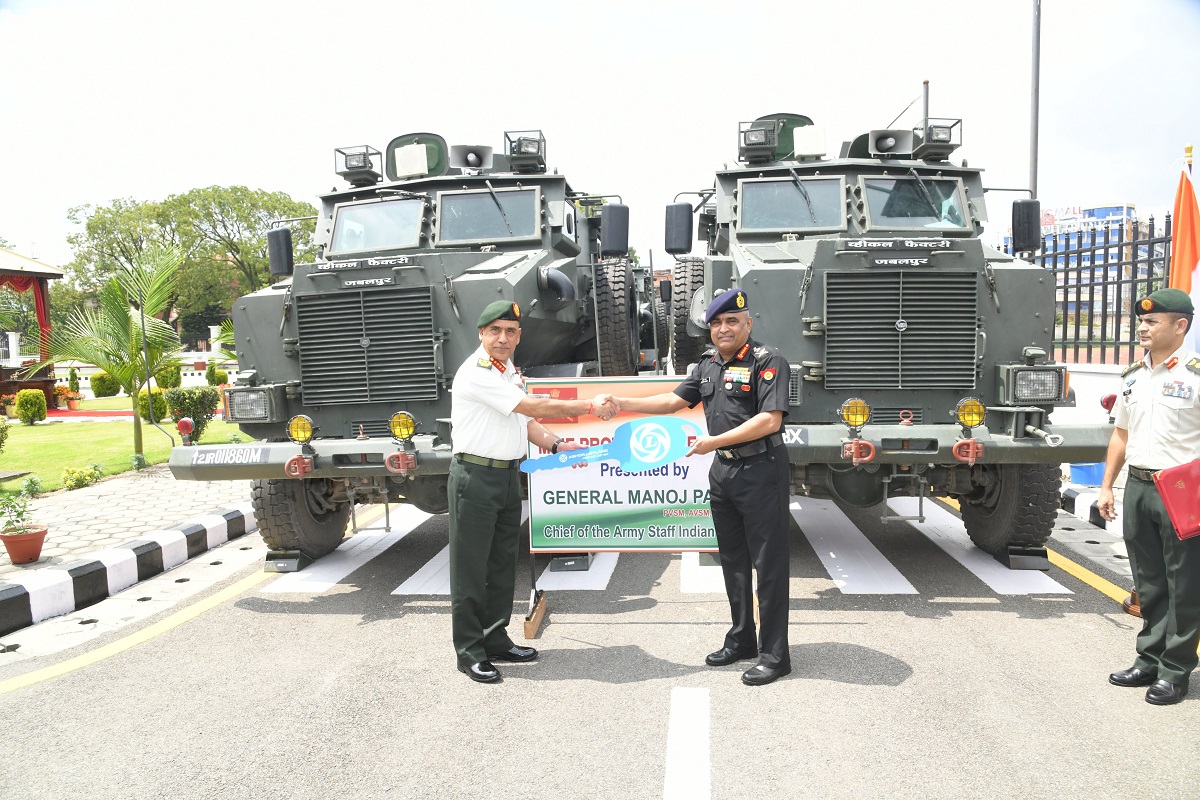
[[287, 415, 314, 444], [743, 127, 769, 146], [839, 398, 871, 428], [955, 397, 987, 428], [1014, 369, 1065, 402], [390, 411, 416, 440], [228, 389, 269, 421]]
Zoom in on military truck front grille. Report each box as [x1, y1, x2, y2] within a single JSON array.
[[823, 271, 977, 390], [870, 407, 924, 425], [296, 286, 437, 405], [349, 419, 393, 438]]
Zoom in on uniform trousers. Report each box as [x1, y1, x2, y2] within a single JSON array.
[[448, 458, 523, 668], [707, 446, 791, 668], [1124, 474, 1200, 685]]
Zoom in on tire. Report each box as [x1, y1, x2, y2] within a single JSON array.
[[653, 296, 670, 358], [252, 477, 351, 560], [594, 260, 639, 376], [959, 464, 1060, 555], [671, 257, 707, 373]]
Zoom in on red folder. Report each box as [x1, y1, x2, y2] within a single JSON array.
[[1152, 460, 1200, 541]]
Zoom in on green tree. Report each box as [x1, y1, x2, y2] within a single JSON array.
[[66, 198, 173, 292], [29, 246, 184, 456]]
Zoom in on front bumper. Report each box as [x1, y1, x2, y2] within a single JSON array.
[[169, 434, 453, 481]]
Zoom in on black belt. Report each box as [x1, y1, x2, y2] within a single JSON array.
[[716, 433, 784, 462], [1128, 466, 1162, 482], [455, 453, 521, 469]]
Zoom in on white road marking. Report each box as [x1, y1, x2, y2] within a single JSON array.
[[663, 686, 711, 800], [679, 551, 726, 593], [535, 552, 620, 590], [887, 498, 1071, 594], [791, 497, 919, 594], [392, 545, 451, 595]]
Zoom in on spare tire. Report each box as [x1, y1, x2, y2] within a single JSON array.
[[595, 260, 639, 376], [672, 257, 707, 373]]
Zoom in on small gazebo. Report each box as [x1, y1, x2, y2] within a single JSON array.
[[0, 247, 65, 404]]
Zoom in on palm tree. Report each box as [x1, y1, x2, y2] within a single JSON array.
[[27, 245, 183, 456]]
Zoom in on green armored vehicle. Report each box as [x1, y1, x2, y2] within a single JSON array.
[[665, 96, 1111, 559], [170, 130, 652, 559]]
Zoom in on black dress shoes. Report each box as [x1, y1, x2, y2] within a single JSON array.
[[459, 661, 500, 683], [487, 645, 538, 663], [1145, 679, 1188, 705], [1109, 666, 1157, 687], [705, 646, 758, 667], [742, 662, 791, 686]]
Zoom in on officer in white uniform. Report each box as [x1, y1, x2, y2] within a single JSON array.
[[1099, 287, 1200, 705]]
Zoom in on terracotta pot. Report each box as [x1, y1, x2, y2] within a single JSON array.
[[1, 523, 49, 564], [67, 399, 80, 411]]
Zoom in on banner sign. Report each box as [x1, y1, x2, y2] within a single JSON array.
[[526, 376, 717, 552]]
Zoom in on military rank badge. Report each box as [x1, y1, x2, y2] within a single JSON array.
[[476, 358, 492, 369]]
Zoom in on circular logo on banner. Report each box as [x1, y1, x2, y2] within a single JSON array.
[[630, 422, 670, 462], [761, 368, 775, 382]]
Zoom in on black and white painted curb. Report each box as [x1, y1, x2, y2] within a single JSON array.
[[0, 503, 257, 637], [1060, 483, 1123, 533]]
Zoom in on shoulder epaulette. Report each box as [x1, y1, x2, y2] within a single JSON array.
[[476, 358, 492, 369], [1121, 361, 1144, 378], [1186, 356, 1200, 376]]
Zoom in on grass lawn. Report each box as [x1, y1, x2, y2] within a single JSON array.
[[75, 394, 148, 412], [0, 417, 244, 494]]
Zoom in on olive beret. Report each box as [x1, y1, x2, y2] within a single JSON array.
[[1135, 288, 1194, 316], [704, 288, 749, 324], [477, 300, 521, 328]]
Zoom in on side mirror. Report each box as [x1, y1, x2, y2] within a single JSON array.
[[599, 204, 630, 257], [665, 203, 693, 255], [659, 280, 672, 303], [267, 227, 295, 276], [1011, 199, 1042, 254]]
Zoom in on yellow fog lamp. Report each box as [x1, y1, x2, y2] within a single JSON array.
[[287, 414, 315, 444], [838, 397, 871, 429], [389, 411, 416, 440], [955, 398, 986, 429]]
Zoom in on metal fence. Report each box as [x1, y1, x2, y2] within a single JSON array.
[[1006, 215, 1173, 365]]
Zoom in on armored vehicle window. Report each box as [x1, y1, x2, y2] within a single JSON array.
[[329, 198, 424, 254], [862, 177, 968, 230], [437, 188, 540, 246], [738, 178, 845, 232]]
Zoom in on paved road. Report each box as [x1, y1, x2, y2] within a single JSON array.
[[0, 499, 1193, 800]]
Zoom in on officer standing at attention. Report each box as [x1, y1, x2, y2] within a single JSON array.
[[1099, 288, 1200, 705], [607, 289, 792, 685], [449, 300, 613, 683]]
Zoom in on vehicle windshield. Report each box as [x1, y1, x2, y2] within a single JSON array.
[[862, 177, 968, 229], [739, 178, 844, 231], [438, 188, 539, 244], [329, 198, 424, 253]]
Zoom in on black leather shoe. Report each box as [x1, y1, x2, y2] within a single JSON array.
[[705, 646, 758, 667], [487, 645, 538, 663], [458, 661, 500, 683], [1145, 679, 1188, 705], [1109, 666, 1157, 687], [742, 662, 791, 686]]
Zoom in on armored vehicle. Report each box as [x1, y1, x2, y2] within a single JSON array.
[[665, 93, 1111, 558], [170, 130, 654, 559]]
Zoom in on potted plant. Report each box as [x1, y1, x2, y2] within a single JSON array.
[[65, 390, 84, 411], [0, 492, 48, 564], [0, 394, 14, 419], [52, 383, 70, 409]]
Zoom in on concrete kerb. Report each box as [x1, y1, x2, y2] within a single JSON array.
[[0, 503, 257, 637]]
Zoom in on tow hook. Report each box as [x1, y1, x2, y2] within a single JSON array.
[[842, 439, 876, 466], [952, 439, 984, 466], [284, 455, 314, 478], [385, 451, 417, 476]]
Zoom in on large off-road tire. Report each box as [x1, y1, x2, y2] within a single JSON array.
[[671, 257, 707, 373], [959, 464, 1060, 555], [252, 477, 351, 560], [653, 296, 670, 359], [594, 260, 639, 376]]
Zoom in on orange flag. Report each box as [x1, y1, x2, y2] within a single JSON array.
[[1169, 165, 1200, 351]]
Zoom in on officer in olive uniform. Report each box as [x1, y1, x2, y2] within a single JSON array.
[[1099, 287, 1200, 705], [449, 301, 609, 683], [610, 289, 793, 685]]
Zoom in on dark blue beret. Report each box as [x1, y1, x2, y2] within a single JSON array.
[[704, 288, 749, 324]]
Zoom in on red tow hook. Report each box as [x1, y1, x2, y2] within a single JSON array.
[[283, 455, 314, 478], [385, 451, 417, 476], [952, 439, 984, 466], [842, 439, 876, 466]]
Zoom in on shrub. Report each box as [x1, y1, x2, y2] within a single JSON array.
[[156, 364, 182, 389], [61, 463, 103, 490], [213, 369, 228, 385], [53, 384, 70, 401], [205, 362, 217, 385], [0, 418, 8, 455], [21, 475, 42, 497], [68, 367, 80, 394], [130, 453, 147, 471], [137, 387, 169, 422], [91, 371, 121, 397], [165, 386, 221, 441], [15, 389, 47, 425]]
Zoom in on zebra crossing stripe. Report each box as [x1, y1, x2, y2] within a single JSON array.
[[679, 551, 726, 593], [791, 497, 919, 594], [887, 498, 1071, 595]]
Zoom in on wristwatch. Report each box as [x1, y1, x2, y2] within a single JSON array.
[[551, 438, 563, 454]]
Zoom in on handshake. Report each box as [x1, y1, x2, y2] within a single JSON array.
[[589, 393, 621, 421]]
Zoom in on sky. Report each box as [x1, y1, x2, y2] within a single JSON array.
[[1, 0, 1198, 271]]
